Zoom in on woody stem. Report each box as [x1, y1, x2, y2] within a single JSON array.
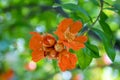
[[84, 0, 104, 35]]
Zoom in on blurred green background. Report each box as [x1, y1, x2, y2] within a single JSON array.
[[0, 0, 120, 80]]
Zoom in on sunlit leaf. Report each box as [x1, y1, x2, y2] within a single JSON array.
[[76, 49, 92, 69], [92, 28, 116, 62]]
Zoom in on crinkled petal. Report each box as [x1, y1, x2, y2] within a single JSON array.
[[54, 18, 73, 40], [58, 55, 69, 71], [75, 36, 87, 43], [58, 50, 77, 71], [57, 18, 73, 32], [69, 53, 78, 69], [63, 41, 85, 50], [70, 21, 82, 34], [29, 32, 43, 50], [54, 31, 65, 40], [32, 50, 44, 62]]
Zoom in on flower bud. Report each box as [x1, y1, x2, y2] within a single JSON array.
[[43, 34, 56, 47], [54, 43, 64, 52], [48, 49, 58, 59]]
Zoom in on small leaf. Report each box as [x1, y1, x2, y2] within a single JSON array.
[[76, 49, 92, 69], [85, 43, 100, 58], [92, 28, 116, 62]]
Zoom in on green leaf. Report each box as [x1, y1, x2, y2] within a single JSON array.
[[52, 60, 59, 72], [92, 28, 116, 62], [85, 43, 100, 58], [61, 3, 92, 22], [99, 21, 113, 39], [100, 12, 108, 21], [99, 12, 113, 40], [76, 49, 92, 69]]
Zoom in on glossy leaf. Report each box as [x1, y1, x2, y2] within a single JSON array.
[[92, 28, 116, 62], [76, 49, 92, 69], [85, 43, 100, 58], [99, 12, 113, 40], [100, 12, 108, 21]]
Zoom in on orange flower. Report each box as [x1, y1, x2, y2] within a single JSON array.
[[29, 32, 57, 62], [54, 18, 87, 50], [58, 50, 77, 71]]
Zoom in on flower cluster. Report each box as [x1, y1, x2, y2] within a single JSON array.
[[29, 18, 87, 71]]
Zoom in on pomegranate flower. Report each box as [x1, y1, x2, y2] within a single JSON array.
[[29, 18, 87, 71], [54, 18, 87, 50]]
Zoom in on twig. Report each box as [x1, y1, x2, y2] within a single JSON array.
[[84, 0, 104, 35]]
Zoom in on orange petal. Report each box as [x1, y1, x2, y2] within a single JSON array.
[[63, 41, 85, 50], [70, 41, 85, 50], [43, 34, 56, 47], [58, 50, 77, 71], [58, 61, 67, 71], [58, 56, 69, 71], [75, 36, 87, 43], [68, 53, 77, 69], [29, 32, 43, 50], [57, 18, 73, 32], [58, 50, 69, 71], [70, 21, 82, 34], [54, 18, 73, 40], [54, 31, 65, 40], [32, 50, 44, 62]]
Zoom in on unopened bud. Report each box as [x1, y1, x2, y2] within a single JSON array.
[[48, 49, 58, 59], [43, 34, 56, 47]]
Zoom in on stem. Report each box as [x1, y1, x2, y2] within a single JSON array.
[[84, 0, 104, 35], [91, 1, 103, 27]]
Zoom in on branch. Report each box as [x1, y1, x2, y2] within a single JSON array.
[[91, 0, 103, 27], [54, 0, 69, 17], [84, 0, 104, 35]]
